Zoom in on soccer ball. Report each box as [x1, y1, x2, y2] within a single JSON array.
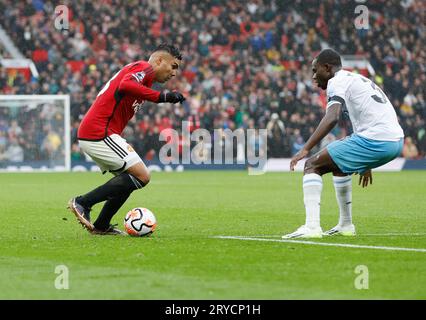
[[124, 207, 157, 237]]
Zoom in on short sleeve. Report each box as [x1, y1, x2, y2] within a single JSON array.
[[326, 76, 347, 109]]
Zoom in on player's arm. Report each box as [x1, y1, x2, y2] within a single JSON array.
[[290, 102, 341, 170], [304, 102, 341, 151], [118, 72, 185, 104], [118, 73, 161, 102]]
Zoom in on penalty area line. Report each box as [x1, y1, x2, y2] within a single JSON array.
[[213, 236, 426, 253]]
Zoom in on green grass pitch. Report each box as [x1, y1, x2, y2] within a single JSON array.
[[0, 170, 425, 299]]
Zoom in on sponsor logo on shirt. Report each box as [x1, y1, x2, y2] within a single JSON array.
[[133, 100, 145, 112]]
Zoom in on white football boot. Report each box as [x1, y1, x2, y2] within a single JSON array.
[[323, 224, 356, 236], [282, 225, 323, 239]]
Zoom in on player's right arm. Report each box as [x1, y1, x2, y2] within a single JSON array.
[[118, 72, 185, 104], [290, 102, 341, 170], [303, 102, 341, 152], [290, 73, 348, 170]]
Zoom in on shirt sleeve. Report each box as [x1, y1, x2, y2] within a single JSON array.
[[118, 71, 161, 102], [326, 76, 347, 109]]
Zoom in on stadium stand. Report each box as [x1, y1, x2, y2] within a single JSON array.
[[0, 0, 424, 162]]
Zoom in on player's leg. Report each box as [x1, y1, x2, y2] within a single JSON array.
[[324, 135, 403, 236], [70, 170, 146, 233], [92, 161, 150, 232], [69, 135, 148, 234], [325, 174, 356, 236], [310, 138, 356, 236], [283, 148, 343, 239]]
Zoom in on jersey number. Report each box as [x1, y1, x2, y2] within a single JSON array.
[[97, 70, 121, 97], [360, 77, 387, 104]]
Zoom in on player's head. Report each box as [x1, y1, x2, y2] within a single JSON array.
[[149, 43, 182, 83], [312, 49, 342, 90]]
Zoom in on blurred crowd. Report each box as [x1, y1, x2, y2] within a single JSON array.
[[0, 0, 425, 163], [0, 102, 65, 164]]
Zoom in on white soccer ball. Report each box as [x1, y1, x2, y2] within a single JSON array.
[[124, 207, 157, 237]]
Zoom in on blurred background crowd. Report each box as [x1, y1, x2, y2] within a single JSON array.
[[0, 0, 425, 163], [0, 101, 65, 163]]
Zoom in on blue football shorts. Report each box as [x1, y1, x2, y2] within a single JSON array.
[[326, 134, 403, 174]]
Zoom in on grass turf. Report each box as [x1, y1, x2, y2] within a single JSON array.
[[0, 171, 425, 299]]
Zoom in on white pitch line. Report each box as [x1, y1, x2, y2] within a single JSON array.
[[362, 233, 426, 236], [213, 236, 426, 253], [235, 233, 426, 238]]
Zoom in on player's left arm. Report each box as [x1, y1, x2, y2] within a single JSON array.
[[118, 70, 185, 104], [290, 102, 341, 170], [118, 72, 161, 102]]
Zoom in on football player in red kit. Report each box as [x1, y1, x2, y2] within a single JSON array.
[[68, 43, 185, 235]]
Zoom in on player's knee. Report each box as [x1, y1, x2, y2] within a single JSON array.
[[141, 171, 151, 186], [134, 170, 150, 187], [304, 157, 314, 172], [126, 163, 151, 187], [304, 157, 319, 175]]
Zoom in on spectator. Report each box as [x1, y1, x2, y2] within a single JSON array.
[[4, 138, 24, 162], [292, 135, 305, 157], [0, 0, 424, 160], [267, 113, 287, 157], [71, 143, 84, 161], [8, 120, 23, 140]]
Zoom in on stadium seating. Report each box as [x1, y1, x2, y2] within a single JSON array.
[[0, 0, 424, 161]]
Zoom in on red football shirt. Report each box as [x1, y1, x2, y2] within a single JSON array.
[[77, 60, 161, 140]]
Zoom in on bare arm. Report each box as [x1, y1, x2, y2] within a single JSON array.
[[290, 103, 341, 170], [305, 103, 341, 151]]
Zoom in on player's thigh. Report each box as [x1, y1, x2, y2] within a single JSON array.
[[105, 134, 150, 183], [78, 139, 126, 174], [326, 135, 402, 175], [79, 135, 146, 178], [304, 147, 344, 176]]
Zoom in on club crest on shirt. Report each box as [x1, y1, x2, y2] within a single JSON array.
[[132, 99, 145, 112]]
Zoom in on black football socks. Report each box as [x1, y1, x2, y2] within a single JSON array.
[[77, 173, 145, 209], [93, 191, 132, 230]]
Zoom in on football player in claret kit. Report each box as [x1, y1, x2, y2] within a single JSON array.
[[68, 43, 185, 235], [283, 49, 404, 239]]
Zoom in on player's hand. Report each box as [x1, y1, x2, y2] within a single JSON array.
[[290, 148, 309, 171], [358, 169, 373, 188], [159, 91, 186, 104]]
